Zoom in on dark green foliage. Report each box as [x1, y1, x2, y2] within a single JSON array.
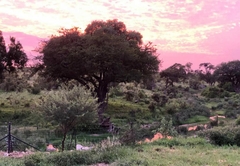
[[214, 60, 240, 90], [124, 90, 135, 101], [0, 73, 30, 92], [177, 126, 188, 135], [24, 147, 127, 166], [0, 31, 28, 80], [224, 109, 240, 119], [109, 86, 124, 97], [153, 117, 177, 138], [189, 78, 201, 90], [151, 93, 168, 106], [173, 102, 210, 125], [197, 63, 215, 85], [198, 126, 240, 146], [30, 85, 41, 94], [39, 20, 160, 123], [0, 109, 31, 122], [160, 63, 187, 88], [220, 82, 235, 92], [37, 84, 98, 151], [201, 86, 230, 98], [235, 117, 240, 125]]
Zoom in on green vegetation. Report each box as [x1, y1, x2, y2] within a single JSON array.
[[1, 137, 240, 166], [1, 20, 240, 165]]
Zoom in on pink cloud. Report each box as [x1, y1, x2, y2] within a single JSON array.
[[0, 0, 239, 67]]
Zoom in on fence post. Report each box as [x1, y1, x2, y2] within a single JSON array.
[[7, 122, 13, 153]]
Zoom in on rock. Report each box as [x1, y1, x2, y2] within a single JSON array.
[[46, 144, 58, 152], [76, 144, 92, 151]]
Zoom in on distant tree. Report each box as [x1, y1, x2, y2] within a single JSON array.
[[0, 31, 7, 80], [38, 19, 160, 123], [160, 63, 186, 88], [214, 60, 240, 90], [0, 31, 28, 80], [37, 84, 98, 151], [185, 62, 193, 76], [197, 62, 215, 85]]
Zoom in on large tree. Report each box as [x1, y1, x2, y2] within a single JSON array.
[[0, 31, 28, 80], [39, 19, 160, 123], [214, 60, 240, 90]]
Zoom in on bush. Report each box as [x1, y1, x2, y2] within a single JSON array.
[[198, 126, 240, 146], [151, 93, 168, 106], [236, 117, 240, 125], [201, 86, 230, 98], [109, 86, 124, 97], [220, 82, 235, 92], [173, 103, 210, 125], [189, 79, 201, 90], [224, 110, 239, 119], [177, 126, 188, 135], [30, 85, 41, 94], [24, 146, 128, 166], [124, 90, 135, 101]]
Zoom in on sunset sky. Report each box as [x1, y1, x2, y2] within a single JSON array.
[[0, 0, 239, 69]]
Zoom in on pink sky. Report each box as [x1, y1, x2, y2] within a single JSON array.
[[0, 0, 239, 69]]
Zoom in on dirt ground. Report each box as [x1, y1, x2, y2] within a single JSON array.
[[0, 150, 34, 158]]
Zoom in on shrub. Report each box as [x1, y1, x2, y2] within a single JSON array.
[[30, 85, 41, 94], [220, 82, 235, 92], [124, 90, 135, 101], [236, 117, 240, 125], [189, 79, 200, 90], [173, 103, 210, 125], [109, 86, 124, 97], [177, 126, 188, 135], [153, 117, 177, 138], [138, 90, 147, 99], [224, 110, 239, 119], [198, 126, 240, 146], [151, 93, 168, 106], [201, 86, 230, 98], [24, 146, 128, 166]]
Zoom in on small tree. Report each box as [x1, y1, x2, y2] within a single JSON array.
[[37, 84, 98, 151], [154, 117, 177, 138]]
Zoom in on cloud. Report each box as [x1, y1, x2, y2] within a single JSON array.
[[0, 0, 239, 65]]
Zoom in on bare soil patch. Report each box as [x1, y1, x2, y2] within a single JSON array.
[[0, 151, 34, 158]]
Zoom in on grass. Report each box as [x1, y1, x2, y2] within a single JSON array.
[[184, 115, 209, 124], [106, 97, 151, 121], [1, 137, 240, 166], [0, 80, 240, 165]]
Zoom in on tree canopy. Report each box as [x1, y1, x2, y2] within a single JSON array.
[[160, 63, 186, 88], [39, 19, 160, 123], [37, 84, 98, 151], [214, 60, 240, 90], [197, 62, 215, 85], [0, 31, 28, 79]]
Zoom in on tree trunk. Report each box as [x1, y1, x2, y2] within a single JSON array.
[[96, 82, 108, 124], [61, 132, 67, 151]]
